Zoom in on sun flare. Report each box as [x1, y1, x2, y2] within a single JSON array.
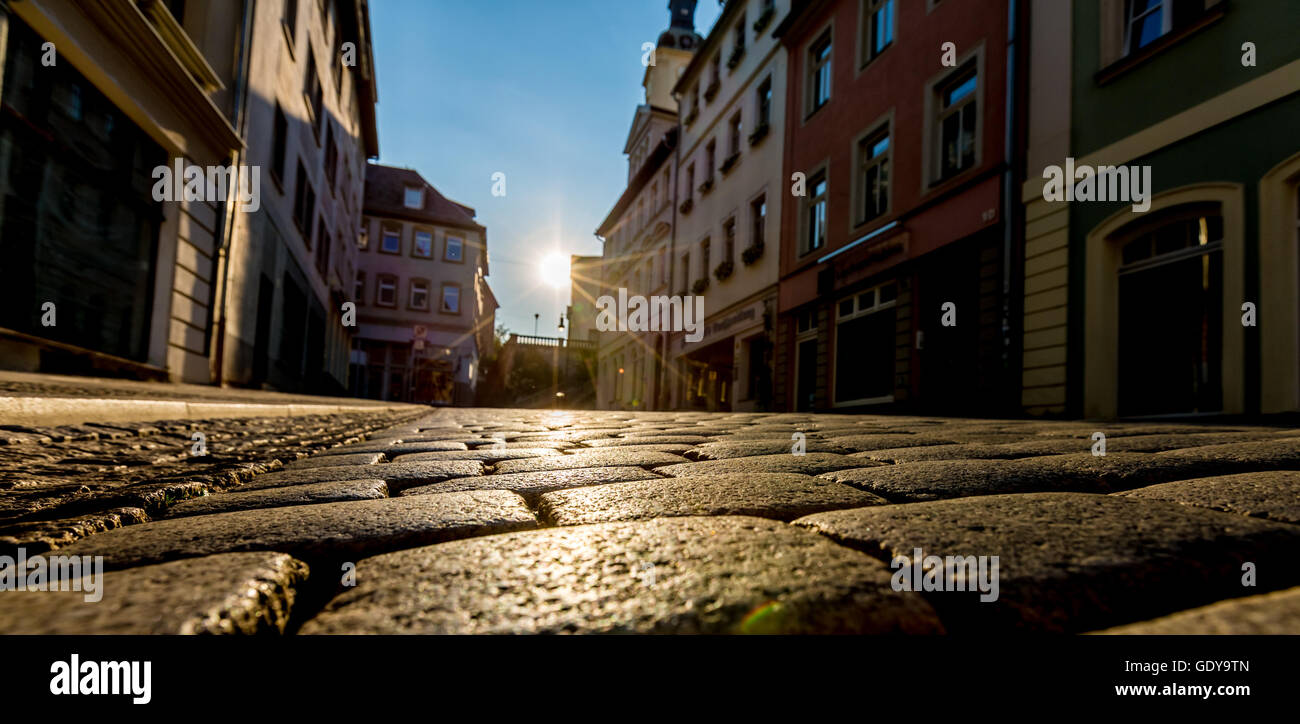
[[540, 253, 569, 289]]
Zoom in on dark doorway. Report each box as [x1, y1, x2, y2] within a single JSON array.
[[1117, 213, 1224, 416], [795, 337, 817, 411]]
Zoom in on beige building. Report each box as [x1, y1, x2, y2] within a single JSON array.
[[593, 0, 701, 410], [669, 0, 786, 411], [0, 0, 242, 382], [565, 255, 603, 346], [350, 163, 494, 406], [214, 0, 378, 395]]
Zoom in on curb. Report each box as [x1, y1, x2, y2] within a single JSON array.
[[0, 396, 425, 427]]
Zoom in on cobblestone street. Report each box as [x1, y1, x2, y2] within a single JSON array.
[[2, 408, 1298, 635]]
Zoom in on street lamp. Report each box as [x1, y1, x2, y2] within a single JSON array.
[[533, 313, 539, 336]]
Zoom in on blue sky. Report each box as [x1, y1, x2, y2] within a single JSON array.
[[370, 0, 723, 337]]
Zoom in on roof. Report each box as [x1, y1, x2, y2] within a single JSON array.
[[363, 163, 485, 233]]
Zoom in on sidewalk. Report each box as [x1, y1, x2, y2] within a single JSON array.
[[0, 371, 423, 426]]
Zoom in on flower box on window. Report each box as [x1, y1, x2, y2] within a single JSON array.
[[720, 153, 740, 174], [713, 260, 734, 281], [679, 198, 694, 215], [691, 277, 709, 294], [741, 241, 765, 266], [704, 80, 720, 102], [727, 45, 745, 70], [698, 178, 714, 195], [753, 7, 775, 34], [748, 122, 770, 147]]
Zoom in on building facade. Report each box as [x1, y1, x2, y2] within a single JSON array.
[[593, 0, 701, 410], [0, 0, 242, 382], [772, 0, 1023, 415], [1021, 0, 1300, 418], [215, 0, 378, 396], [667, 0, 787, 412], [350, 163, 494, 405]]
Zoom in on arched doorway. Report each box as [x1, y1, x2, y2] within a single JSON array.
[[1116, 206, 1223, 416]]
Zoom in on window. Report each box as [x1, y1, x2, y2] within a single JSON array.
[[834, 282, 898, 405], [292, 160, 315, 241], [723, 218, 736, 263], [440, 284, 460, 313], [445, 236, 463, 262], [681, 252, 690, 292], [704, 140, 716, 184], [751, 195, 766, 247], [304, 51, 322, 134], [808, 31, 832, 114], [271, 103, 288, 184], [701, 238, 710, 275], [380, 223, 400, 254], [1123, 0, 1210, 56], [282, 0, 298, 42], [857, 126, 890, 224], [357, 218, 369, 249], [376, 274, 397, 307], [403, 185, 423, 209], [315, 219, 331, 276], [685, 163, 695, 200], [728, 112, 742, 158], [409, 279, 430, 311], [324, 123, 337, 190], [862, 0, 895, 64], [413, 229, 433, 258], [804, 170, 828, 254], [937, 66, 977, 180], [756, 77, 772, 129], [354, 271, 365, 303]]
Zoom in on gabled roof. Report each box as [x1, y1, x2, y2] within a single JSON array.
[[596, 127, 678, 236], [363, 163, 485, 233]]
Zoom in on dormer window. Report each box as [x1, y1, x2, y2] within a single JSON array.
[[403, 185, 423, 209]]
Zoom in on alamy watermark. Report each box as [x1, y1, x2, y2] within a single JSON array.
[[595, 289, 705, 343], [152, 160, 261, 212], [1043, 158, 1151, 212], [891, 547, 999, 602], [0, 548, 104, 603]]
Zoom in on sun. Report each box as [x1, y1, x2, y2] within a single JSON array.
[[539, 252, 569, 289]]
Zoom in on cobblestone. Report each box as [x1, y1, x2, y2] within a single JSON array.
[[0, 552, 307, 634], [2, 405, 1297, 634], [299, 516, 943, 634], [795, 492, 1300, 632]]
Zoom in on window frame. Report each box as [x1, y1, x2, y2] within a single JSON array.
[[412, 227, 434, 259], [858, 0, 895, 69], [801, 164, 829, 257], [832, 281, 898, 407], [376, 274, 398, 308], [379, 222, 401, 255], [439, 282, 461, 314], [403, 185, 423, 209], [408, 278, 431, 311], [444, 235, 464, 263], [851, 111, 893, 229], [806, 28, 833, 119]]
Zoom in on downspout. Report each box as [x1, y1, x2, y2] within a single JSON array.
[[663, 90, 683, 411], [1000, 0, 1021, 414], [212, 0, 256, 386]]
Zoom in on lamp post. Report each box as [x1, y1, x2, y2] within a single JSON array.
[[533, 313, 539, 336]]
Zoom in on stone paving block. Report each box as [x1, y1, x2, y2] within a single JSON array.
[[847, 444, 1016, 463], [1154, 437, 1300, 473], [319, 440, 468, 455], [654, 453, 877, 478], [492, 449, 688, 474], [1094, 586, 1300, 634], [60, 490, 538, 569], [537, 473, 887, 525], [390, 448, 562, 463], [1116, 471, 1300, 525], [166, 479, 389, 518], [819, 453, 1219, 502], [299, 516, 943, 634], [0, 552, 307, 634], [464, 440, 577, 450], [794, 492, 1300, 633], [579, 435, 715, 447], [1102, 432, 1277, 453], [283, 452, 385, 469], [236, 460, 484, 493], [403, 466, 662, 503], [825, 434, 956, 452], [684, 439, 852, 460]]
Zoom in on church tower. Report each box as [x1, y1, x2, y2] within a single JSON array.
[[643, 0, 703, 113]]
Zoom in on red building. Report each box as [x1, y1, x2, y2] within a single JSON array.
[[773, 0, 1025, 414]]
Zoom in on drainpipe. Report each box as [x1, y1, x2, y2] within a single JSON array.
[[212, 0, 256, 386], [1000, 0, 1022, 415], [663, 90, 683, 411]]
